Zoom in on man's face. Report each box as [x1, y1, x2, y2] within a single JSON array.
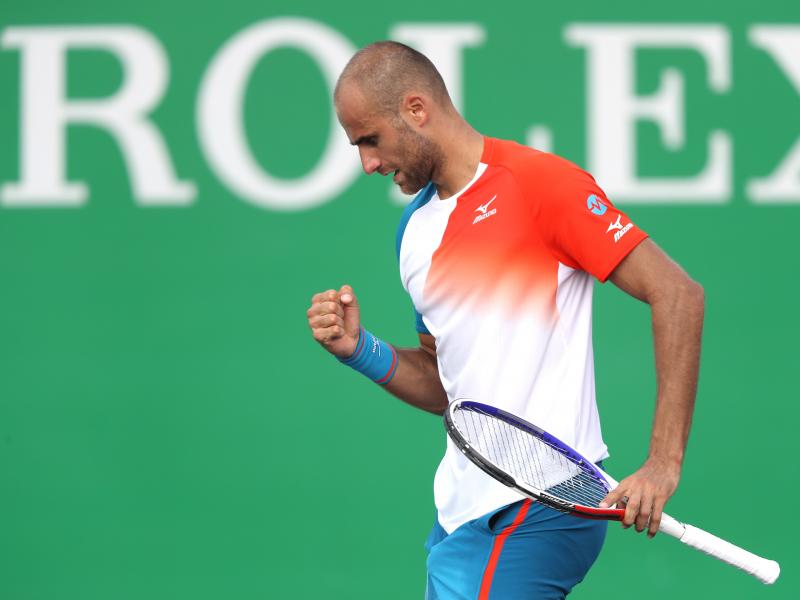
[[336, 84, 439, 195]]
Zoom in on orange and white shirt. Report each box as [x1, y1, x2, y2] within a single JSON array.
[[395, 137, 648, 534]]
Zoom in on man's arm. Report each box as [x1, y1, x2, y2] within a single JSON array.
[[384, 333, 448, 415], [307, 284, 448, 415], [599, 239, 705, 537]]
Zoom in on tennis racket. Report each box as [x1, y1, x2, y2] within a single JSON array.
[[444, 399, 780, 584]]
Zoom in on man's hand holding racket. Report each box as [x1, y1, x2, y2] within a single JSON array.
[[599, 456, 681, 538]]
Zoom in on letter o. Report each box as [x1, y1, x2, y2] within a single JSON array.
[[197, 18, 359, 211]]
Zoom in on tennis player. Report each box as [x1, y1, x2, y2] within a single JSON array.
[[307, 42, 705, 599]]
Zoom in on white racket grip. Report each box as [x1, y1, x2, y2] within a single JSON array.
[[659, 514, 780, 585], [595, 466, 780, 584]]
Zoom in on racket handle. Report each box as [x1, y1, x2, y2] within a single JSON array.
[[659, 514, 780, 584], [596, 466, 779, 584]]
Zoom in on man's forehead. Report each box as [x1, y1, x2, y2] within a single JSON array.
[[335, 81, 371, 115], [335, 82, 380, 137]]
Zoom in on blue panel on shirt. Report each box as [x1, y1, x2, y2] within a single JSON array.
[[395, 182, 436, 335]]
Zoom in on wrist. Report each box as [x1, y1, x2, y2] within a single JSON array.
[[338, 327, 398, 385], [645, 452, 684, 472]]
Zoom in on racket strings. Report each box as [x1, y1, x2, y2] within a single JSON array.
[[455, 407, 608, 508]]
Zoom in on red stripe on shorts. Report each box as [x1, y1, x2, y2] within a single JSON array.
[[478, 499, 532, 600]]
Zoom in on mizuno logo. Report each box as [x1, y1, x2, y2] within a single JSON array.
[[475, 195, 497, 214], [614, 223, 633, 243], [472, 195, 498, 225], [605, 214, 633, 242], [606, 215, 623, 233]]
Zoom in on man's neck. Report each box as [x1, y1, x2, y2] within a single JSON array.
[[431, 123, 485, 200]]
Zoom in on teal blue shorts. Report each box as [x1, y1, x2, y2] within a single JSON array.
[[425, 498, 607, 599]]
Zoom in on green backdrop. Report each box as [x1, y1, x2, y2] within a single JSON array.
[[1, 1, 798, 598]]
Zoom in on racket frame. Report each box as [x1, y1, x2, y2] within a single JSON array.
[[445, 399, 625, 521]]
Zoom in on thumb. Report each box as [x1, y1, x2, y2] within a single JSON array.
[[339, 284, 361, 337]]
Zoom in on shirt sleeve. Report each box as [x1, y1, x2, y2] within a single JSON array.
[[414, 307, 431, 335], [530, 154, 648, 282]]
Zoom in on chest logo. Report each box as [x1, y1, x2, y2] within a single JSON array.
[[472, 195, 498, 225]]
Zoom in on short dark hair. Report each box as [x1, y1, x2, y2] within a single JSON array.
[[335, 41, 451, 115]]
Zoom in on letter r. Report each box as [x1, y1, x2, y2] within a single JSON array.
[[1, 26, 195, 207]]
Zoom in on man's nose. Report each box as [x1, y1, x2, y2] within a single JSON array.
[[359, 148, 381, 175]]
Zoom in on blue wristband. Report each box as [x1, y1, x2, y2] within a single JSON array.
[[338, 327, 398, 385]]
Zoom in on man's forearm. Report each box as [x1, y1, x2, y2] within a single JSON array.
[[383, 347, 449, 415], [648, 277, 705, 467], [602, 241, 706, 535]]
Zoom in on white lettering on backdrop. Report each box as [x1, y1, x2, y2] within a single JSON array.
[[1, 26, 195, 207], [197, 17, 359, 211], [565, 24, 731, 203], [748, 26, 800, 203], [2, 22, 799, 209]]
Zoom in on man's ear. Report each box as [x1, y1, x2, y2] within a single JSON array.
[[403, 93, 429, 127]]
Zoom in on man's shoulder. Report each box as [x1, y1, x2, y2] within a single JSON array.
[[486, 138, 582, 182]]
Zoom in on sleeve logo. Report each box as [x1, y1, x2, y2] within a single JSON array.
[[606, 214, 634, 242], [586, 194, 607, 216]]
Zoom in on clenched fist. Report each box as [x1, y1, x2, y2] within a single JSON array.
[[307, 284, 361, 358]]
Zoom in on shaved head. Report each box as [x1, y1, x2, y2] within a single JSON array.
[[334, 42, 467, 196], [335, 41, 451, 116]]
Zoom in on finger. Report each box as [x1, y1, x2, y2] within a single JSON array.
[[635, 492, 653, 533], [309, 314, 344, 330], [311, 290, 336, 304], [622, 492, 641, 528], [325, 289, 340, 303], [312, 324, 344, 343], [599, 485, 626, 509], [307, 301, 344, 319], [339, 284, 356, 305], [338, 285, 361, 337], [648, 497, 666, 538]]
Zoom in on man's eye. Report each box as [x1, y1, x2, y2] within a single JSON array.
[[364, 136, 378, 147]]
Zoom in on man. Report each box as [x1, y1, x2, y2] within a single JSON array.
[[307, 41, 704, 599]]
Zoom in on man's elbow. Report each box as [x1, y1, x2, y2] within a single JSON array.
[[652, 273, 704, 316], [678, 277, 705, 320], [687, 278, 705, 306]]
